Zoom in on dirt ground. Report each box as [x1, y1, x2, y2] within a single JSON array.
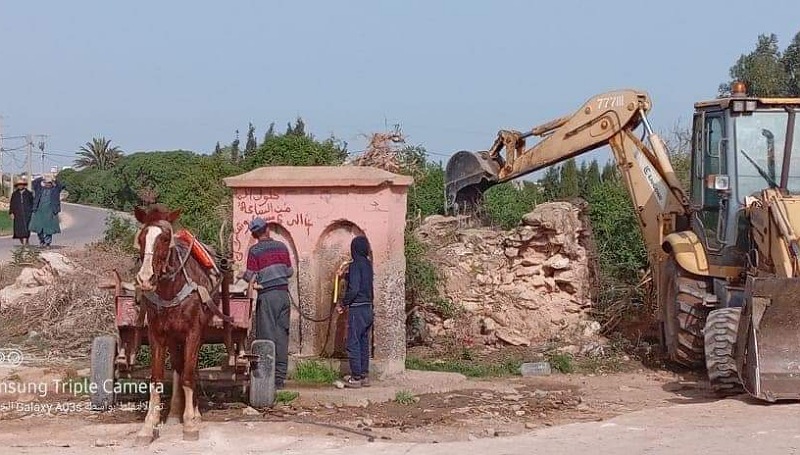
[[0, 355, 720, 453]]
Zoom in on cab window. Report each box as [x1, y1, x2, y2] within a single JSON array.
[[701, 114, 726, 248]]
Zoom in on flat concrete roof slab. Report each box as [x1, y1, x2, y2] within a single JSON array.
[[224, 166, 413, 188]]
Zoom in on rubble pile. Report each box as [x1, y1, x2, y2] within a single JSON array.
[[412, 201, 602, 348], [0, 252, 84, 308]]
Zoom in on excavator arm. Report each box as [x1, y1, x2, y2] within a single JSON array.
[[445, 89, 691, 251], [445, 86, 800, 403]]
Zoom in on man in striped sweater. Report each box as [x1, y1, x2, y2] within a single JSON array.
[[242, 217, 293, 390]]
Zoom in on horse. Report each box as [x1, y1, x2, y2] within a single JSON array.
[[132, 204, 230, 444]]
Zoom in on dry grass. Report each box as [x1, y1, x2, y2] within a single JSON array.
[[0, 275, 115, 358], [590, 269, 657, 337], [0, 263, 25, 289], [65, 243, 137, 281], [0, 245, 136, 361]]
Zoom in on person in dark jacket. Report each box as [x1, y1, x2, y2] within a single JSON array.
[[335, 235, 374, 388], [9, 178, 33, 245], [28, 173, 64, 248]]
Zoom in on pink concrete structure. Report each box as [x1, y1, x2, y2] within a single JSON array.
[[223, 166, 412, 378]]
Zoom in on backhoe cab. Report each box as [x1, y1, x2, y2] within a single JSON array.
[[444, 82, 800, 402], [688, 81, 800, 401]]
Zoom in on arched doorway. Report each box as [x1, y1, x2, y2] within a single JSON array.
[[311, 220, 367, 358]]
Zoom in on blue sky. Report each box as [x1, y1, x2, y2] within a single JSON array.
[[0, 0, 798, 176]]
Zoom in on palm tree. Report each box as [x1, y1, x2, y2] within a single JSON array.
[[74, 137, 124, 170]]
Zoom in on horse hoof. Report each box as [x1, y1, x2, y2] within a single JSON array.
[[166, 416, 181, 425], [183, 430, 200, 441]]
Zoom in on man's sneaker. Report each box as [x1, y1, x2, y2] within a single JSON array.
[[359, 375, 371, 387], [344, 376, 362, 388]]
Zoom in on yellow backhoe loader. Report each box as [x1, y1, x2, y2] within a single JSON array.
[[444, 82, 800, 401]]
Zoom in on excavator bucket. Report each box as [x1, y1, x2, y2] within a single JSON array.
[[444, 150, 502, 212], [736, 276, 800, 401]]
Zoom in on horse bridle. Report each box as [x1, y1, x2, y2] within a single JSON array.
[[135, 221, 233, 323], [138, 220, 189, 282]]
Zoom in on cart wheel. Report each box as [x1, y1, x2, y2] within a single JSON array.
[[90, 335, 117, 411], [248, 339, 276, 408]]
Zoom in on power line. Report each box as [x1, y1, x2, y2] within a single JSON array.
[[0, 144, 28, 152]]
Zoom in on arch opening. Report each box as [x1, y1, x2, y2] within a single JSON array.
[[310, 220, 369, 358]]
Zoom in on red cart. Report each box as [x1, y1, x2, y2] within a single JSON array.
[[89, 265, 276, 410]]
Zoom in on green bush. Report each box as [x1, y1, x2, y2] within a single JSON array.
[[406, 162, 445, 220], [404, 231, 442, 308], [586, 180, 647, 281], [482, 182, 541, 229], [243, 133, 347, 169], [103, 213, 139, 255], [58, 168, 121, 207]]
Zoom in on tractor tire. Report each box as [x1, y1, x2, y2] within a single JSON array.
[[704, 307, 744, 395], [90, 335, 117, 411], [248, 339, 276, 408], [662, 258, 709, 368]]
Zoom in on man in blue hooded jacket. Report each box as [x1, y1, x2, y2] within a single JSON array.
[[29, 174, 64, 248], [336, 235, 374, 388]]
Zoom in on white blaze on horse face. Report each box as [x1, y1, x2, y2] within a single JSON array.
[[136, 226, 163, 289]]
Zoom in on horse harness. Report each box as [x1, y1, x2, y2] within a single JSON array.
[[139, 231, 233, 324]]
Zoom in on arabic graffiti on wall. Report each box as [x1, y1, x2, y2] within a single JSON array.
[[235, 187, 281, 201], [233, 188, 315, 262]]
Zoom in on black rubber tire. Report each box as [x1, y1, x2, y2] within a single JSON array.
[[662, 258, 709, 368], [90, 335, 117, 411], [248, 339, 276, 408], [704, 308, 744, 395], [673, 276, 708, 367]]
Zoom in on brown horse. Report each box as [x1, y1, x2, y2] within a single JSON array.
[[132, 205, 229, 444]]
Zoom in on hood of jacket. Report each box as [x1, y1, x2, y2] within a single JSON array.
[[350, 235, 371, 260]]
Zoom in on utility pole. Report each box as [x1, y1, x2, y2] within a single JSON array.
[[36, 135, 47, 174], [26, 134, 33, 191]]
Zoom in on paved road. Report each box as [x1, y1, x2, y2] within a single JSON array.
[[0, 203, 131, 263]]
